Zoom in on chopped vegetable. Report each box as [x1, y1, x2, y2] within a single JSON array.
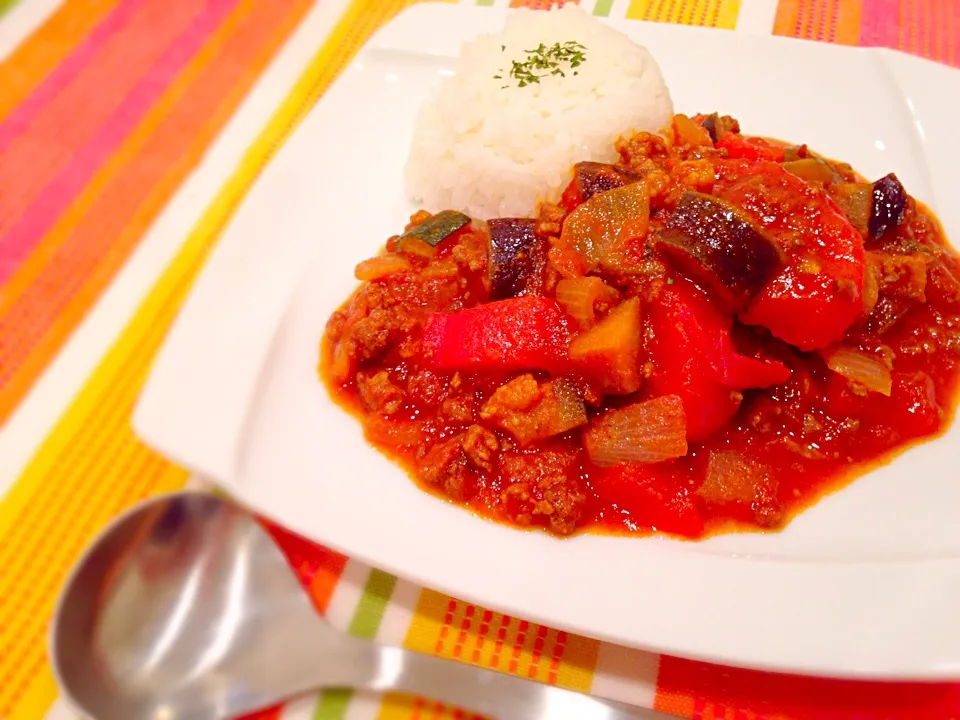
[[396, 235, 436, 259], [569, 161, 640, 204], [487, 218, 540, 300], [697, 113, 740, 143], [559, 182, 650, 271], [555, 276, 619, 327], [699, 451, 781, 528], [647, 278, 790, 441], [782, 158, 837, 185], [569, 296, 642, 394], [716, 161, 865, 350], [671, 113, 713, 147], [826, 370, 941, 448], [823, 345, 893, 396], [398, 210, 471, 247], [422, 296, 570, 373], [870, 173, 908, 238], [481, 375, 587, 446], [717, 133, 785, 162], [590, 462, 704, 537], [354, 255, 411, 281], [656, 191, 783, 311], [584, 394, 688, 467], [829, 182, 872, 236], [494, 41, 587, 88]]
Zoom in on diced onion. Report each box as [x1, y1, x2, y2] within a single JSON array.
[[585, 394, 687, 467], [700, 451, 765, 504], [823, 345, 892, 396], [556, 276, 619, 327], [355, 254, 411, 281]]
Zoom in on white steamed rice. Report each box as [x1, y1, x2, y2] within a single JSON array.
[[403, 5, 673, 220]]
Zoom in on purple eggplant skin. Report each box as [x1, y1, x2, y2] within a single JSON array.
[[656, 191, 783, 311], [869, 173, 907, 238], [487, 218, 541, 300], [573, 162, 641, 203], [701, 114, 719, 143], [698, 113, 741, 144]]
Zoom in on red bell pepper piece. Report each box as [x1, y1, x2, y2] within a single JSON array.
[[591, 462, 704, 537], [716, 134, 786, 162], [648, 277, 790, 441], [715, 161, 864, 351], [422, 296, 571, 373]]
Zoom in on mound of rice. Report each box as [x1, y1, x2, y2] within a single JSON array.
[[404, 5, 673, 220]]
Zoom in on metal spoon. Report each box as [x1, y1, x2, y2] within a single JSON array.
[[49, 490, 669, 720]]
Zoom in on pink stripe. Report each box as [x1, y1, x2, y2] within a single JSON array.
[[0, 0, 147, 154], [0, 0, 237, 283], [860, 0, 902, 49]]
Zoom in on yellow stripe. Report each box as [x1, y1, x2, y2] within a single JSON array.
[[401, 589, 599, 694], [625, 0, 741, 26], [0, 0, 446, 716]]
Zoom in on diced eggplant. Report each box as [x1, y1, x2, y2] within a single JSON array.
[[560, 183, 650, 272], [398, 210, 471, 247], [573, 162, 641, 203], [655, 191, 783, 311], [870, 173, 908, 238], [699, 113, 740, 143], [487, 217, 539, 300]]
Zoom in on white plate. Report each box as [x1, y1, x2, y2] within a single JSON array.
[[134, 3, 960, 678]]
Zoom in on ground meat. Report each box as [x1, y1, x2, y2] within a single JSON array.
[[349, 307, 403, 361], [644, 170, 673, 211], [451, 232, 488, 274], [499, 450, 585, 535], [407, 369, 450, 406], [441, 396, 474, 423], [481, 374, 542, 418], [325, 310, 347, 343], [480, 374, 543, 439], [535, 202, 566, 238], [462, 424, 499, 472], [420, 436, 475, 500], [420, 425, 500, 499], [615, 131, 669, 175], [868, 251, 927, 302], [666, 159, 715, 207], [357, 371, 403, 414]]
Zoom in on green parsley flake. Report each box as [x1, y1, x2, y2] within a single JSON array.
[[494, 41, 587, 88]]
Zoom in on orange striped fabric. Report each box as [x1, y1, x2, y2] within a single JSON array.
[[0, 0, 314, 423], [774, 0, 960, 65]]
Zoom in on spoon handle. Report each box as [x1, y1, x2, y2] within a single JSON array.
[[365, 645, 669, 719]]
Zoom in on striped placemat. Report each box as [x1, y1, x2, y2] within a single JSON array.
[[1, 1, 959, 719]]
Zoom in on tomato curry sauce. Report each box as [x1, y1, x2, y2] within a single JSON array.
[[321, 113, 960, 538]]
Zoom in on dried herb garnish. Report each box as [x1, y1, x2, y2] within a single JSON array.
[[493, 41, 587, 88]]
